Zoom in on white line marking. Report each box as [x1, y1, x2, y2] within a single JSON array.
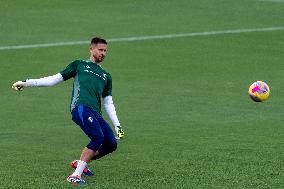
[[0, 26, 284, 50], [258, 0, 284, 2]]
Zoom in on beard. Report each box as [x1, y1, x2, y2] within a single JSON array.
[[97, 56, 104, 62], [93, 54, 105, 63]]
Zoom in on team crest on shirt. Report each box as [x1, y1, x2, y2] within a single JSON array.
[[88, 117, 93, 123]]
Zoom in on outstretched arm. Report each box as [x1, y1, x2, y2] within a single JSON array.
[[103, 96, 125, 139], [12, 73, 64, 91]]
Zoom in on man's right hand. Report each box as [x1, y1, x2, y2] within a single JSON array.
[[12, 81, 27, 91]]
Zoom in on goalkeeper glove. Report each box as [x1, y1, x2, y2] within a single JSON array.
[[115, 126, 125, 140], [12, 80, 27, 91]]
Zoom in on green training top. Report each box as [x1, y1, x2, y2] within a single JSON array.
[[60, 59, 112, 114]]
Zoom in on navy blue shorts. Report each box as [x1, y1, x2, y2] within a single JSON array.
[[71, 105, 117, 155]]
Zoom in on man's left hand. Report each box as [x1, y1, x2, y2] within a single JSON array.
[[115, 126, 125, 140]]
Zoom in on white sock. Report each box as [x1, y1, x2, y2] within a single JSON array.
[[71, 160, 87, 176]]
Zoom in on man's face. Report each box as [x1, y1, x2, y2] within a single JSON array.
[[90, 43, 107, 63]]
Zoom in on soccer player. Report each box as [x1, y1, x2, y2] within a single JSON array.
[[12, 37, 125, 184]]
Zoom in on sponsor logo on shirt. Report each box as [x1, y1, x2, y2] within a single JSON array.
[[83, 69, 106, 81]]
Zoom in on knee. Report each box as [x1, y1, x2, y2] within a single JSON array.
[[108, 139, 117, 153]]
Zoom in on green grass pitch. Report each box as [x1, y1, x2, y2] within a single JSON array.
[[0, 0, 283, 188]]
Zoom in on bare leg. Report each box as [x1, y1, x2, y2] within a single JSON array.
[[80, 147, 99, 163], [71, 147, 99, 177]]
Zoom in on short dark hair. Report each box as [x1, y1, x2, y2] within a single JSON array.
[[90, 37, 107, 45]]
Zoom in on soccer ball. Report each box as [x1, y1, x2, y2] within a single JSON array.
[[248, 81, 270, 102]]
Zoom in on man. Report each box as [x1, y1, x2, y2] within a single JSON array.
[[12, 37, 125, 184]]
